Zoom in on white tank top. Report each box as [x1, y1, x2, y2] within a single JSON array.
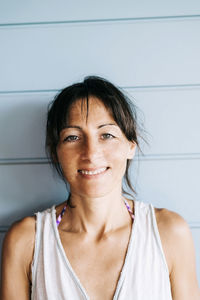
[[31, 200, 172, 300]]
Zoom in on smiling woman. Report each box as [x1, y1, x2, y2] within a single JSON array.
[[55, 97, 136, 199], [1, 77, 200, 300], [46, 76, 139, 198]]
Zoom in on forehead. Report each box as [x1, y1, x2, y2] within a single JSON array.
[[67, 97, 115, 124]]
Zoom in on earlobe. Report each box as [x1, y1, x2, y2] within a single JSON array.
[[127, 142, 136, 159]]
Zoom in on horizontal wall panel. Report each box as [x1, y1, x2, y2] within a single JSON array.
[[191, 228, 200, 286], [131, 87, 200, 155], [0, 159, 200, 227], [130, 158, 200, 223], [0, 92, 53, 158], [1, 87, 200, 159], [0, 164, 67, 226], [1, 18, 200, 91], [1, 1, 200, 24]]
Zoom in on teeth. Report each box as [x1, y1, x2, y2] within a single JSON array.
[[79, 167, 107, 175]]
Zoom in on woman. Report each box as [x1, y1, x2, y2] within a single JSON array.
[[1, 76, 199, 299]]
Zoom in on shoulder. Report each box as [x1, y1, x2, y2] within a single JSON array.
[[155, 207, 191, 242], [154, 209, 200, 298], [4, 216, 36, 249], [1, 217, 36, 297], [154, 207, 195, 273], [2, 216, 36, 279], [155, 207, 190, 233]]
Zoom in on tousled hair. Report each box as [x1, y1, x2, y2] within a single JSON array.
[[46, 76, 142, 198]]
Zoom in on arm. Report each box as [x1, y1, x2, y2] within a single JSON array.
[[157, 209, 200, 300], [0, 217, 35, 300], [169, 214, 200, 299]]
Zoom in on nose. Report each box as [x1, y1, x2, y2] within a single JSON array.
[[81, 136, 101, 161]]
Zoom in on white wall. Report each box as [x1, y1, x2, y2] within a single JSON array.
[[0, 0, 200, 285]]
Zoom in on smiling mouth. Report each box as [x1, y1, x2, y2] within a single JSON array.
[[78, 167, 109, 175]]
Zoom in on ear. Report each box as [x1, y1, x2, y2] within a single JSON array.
[[127, 141, 136, 159]]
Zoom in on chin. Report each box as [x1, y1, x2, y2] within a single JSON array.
[[72, 185, 113, 199], [70, 178, 122, 199], [82, 190, 110, 199]]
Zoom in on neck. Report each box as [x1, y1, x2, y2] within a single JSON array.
[[65, 188, 132, 237]]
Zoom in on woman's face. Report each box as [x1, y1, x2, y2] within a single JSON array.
[[56, 97, 136, 198]]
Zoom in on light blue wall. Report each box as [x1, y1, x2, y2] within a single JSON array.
[[0, 0, 200, 285]]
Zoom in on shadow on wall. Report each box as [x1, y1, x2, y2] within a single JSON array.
[[0, 96, 67, 227], [0, 94, 49, 159]]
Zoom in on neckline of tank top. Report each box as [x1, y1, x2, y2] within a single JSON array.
[[51, 200, 138, 300], [56, 199, 135, 227]]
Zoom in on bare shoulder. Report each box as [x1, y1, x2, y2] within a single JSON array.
[[1, 217, 36, 298], [154, 208, 193, 274], [154, 207, 193, 254], [155, 207, 191, 236], [2, 216, 36, 279], [154, 207, 200, 299], [4, 216, 36, 250]]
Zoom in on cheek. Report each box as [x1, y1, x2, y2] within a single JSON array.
[[108, 142, 130, 160], [61, 164, 79, 186], [57, 146, 76, 163], [57, 150, 77, 176], [107, 145, 129, 171]]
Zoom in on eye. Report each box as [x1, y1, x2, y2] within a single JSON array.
[[63, 135, 79, 142], [101, 133, 115, 140]]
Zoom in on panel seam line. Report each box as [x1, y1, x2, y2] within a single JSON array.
[[0, 14, 200, 28]]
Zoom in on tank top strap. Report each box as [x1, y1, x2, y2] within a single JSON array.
[[31, 208, 53, 291], [31, 211, 43, 294]]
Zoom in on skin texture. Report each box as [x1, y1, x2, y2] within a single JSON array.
[[1, 98, 200, 299]]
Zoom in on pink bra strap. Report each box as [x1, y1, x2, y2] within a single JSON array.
[[124, 199, 135, 220], [56, 204, 67, 226]]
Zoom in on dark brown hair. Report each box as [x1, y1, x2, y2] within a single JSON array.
[[46, 76, 141, 196]]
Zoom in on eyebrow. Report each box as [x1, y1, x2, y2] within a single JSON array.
[[64, 123, 117, 130]]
